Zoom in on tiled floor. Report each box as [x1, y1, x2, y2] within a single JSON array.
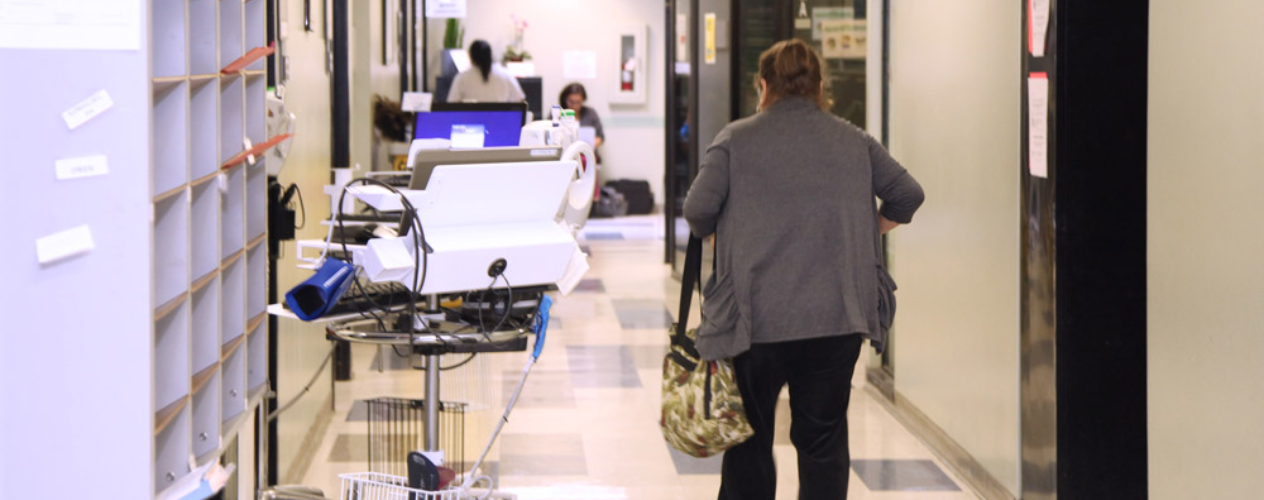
[[299, 215, 979, 499]]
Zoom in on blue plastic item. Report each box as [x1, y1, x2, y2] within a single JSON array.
[[531, 295, 552, 360], [284, 258, 356, 321]]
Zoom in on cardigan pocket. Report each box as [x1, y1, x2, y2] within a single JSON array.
[[697, 272, 740, 356], [876, 265, 898, 334]]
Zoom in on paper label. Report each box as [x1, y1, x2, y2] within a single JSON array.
[[1028, 73, 1050, 178], [1030, 0, 1051, 57], [36, 225, 95, 264], [55, 155, 109, 180], [62, 90, 114, 130], [704, 14, 717, 65]]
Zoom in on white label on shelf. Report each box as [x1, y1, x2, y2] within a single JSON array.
[[62, 90, 114, 130], [36, 225, 94, 265], [54, 154, 109, 180], [0, 0, 140, 50]]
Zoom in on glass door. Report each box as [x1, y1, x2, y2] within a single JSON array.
[[791, 0, 868, 126], [665, 0, 697, 269]]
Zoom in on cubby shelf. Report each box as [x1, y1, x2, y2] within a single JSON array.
[[154, 396, 189, 436], [145, 0, 268, 494]]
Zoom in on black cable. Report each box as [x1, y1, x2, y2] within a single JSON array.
[[334, 178, 429, 342], [489, 275, 513, 334], [292, 184, 307, 229]]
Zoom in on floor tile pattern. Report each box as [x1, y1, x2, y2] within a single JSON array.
[[296, 216, 979, 500]]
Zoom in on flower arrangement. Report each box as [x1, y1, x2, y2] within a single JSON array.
[[504, 15, 532, 62]]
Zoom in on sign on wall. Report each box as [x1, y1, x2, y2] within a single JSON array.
[[0, 0, 140, 50], [425, 0, 465, 19]]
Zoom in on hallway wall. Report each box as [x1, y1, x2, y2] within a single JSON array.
[[273, 0, 336, 483], [1148, 0, 1264, 497], [885, 1, 1021, 495]]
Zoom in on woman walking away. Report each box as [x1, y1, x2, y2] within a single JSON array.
[[684, 39, 925, 500]]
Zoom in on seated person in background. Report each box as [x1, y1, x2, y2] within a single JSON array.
[[560, 83, 605, 149], [448, 40, 526, 103]]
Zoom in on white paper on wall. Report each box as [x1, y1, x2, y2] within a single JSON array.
[[0, 0, 140, 50], [1030, 0, 1051, 57], [425, 0, 466, 19], [36, 225, 95, 265], [563, 50, 597, 80], [1028, 73, 1050, 178], [55, 155, 109, 180], [62, 90, 114, 130]]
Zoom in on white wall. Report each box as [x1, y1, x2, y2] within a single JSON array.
[[274, 0, 337, 483], [1148, 1, 1264, 497], [886, 1, 1021, 495], [427, 0, 667, 205]]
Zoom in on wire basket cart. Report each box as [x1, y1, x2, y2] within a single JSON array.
[[367, 398, 466, 480], [338, 472, 462, 500]]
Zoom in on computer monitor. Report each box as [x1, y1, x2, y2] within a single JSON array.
[[414, 102, 528, 148], [408, 146, 563, 190]]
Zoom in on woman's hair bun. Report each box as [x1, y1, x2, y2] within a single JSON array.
[[759, 39, 827, 109]]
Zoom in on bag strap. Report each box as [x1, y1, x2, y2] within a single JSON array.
[[672, 235, 704, 355]]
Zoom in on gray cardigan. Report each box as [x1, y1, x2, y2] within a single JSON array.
[[684, 97, 924, 359]]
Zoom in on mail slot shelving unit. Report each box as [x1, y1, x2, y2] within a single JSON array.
[[147, 0, 271, 497]]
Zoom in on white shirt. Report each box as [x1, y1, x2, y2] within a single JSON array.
[[448, 65, 526, 102]]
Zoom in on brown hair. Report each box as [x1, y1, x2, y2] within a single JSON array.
[[758, 39, 829, 110]]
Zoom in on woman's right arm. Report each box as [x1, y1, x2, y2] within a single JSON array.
[[684, 128, 733, 237], [868, 135, 925, 230]]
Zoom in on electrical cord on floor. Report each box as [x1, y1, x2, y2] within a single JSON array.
[[267, 344, 337, 423]]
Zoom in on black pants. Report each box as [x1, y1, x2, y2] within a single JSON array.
[[718, 334, 864, 500]]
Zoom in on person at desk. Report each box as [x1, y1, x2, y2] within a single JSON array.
[[448, 40, 526, 103], [560, 83, 605, 149]]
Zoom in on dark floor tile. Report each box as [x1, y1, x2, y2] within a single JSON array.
[[327, 434, 366, 463], [575, 279, 606, 293], [566, 345, 642, 388], [611, 299, 674, 330], [851, 459, 961, 492]]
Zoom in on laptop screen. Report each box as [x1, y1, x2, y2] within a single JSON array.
[[414, 110, 524, 148]]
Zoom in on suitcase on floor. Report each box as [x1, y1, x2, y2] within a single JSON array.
[[605, 179, 654, 215]]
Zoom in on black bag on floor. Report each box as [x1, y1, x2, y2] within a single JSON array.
[[605, 179, 654, 215], [590, 186, 628, 218]]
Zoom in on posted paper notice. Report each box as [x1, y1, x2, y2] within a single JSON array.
[[0, 0, 140, 50], [36, 225, 94, 265], [1028, 73, 1049, 178], [563, 50, 597, 80], [425, 0, 465, 19], [1029, 0, 1051, 57], [62, 90, 114, 130]]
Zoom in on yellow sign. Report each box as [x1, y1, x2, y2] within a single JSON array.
[[704, 13, 717, 65]]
